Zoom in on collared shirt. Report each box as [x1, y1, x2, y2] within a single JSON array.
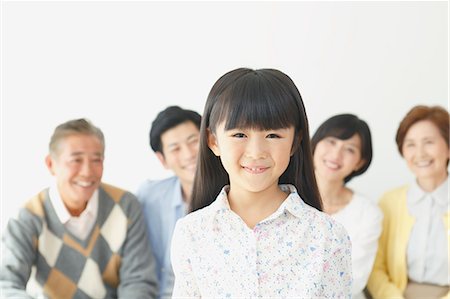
[[49, 183, 98, 240], [136, 176, 186, 298], [407, 176, 449, 285], [332, 192, 383, 299], [171, 184, 352, 298]]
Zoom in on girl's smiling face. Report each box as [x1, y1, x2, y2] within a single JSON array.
[[208, 121, 296, 197]]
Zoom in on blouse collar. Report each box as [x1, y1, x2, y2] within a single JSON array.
[[409, 175, 449, 209], [210, 184, 307, 220]]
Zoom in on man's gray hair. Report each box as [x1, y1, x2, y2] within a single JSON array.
[[49, 118, 105, 156]]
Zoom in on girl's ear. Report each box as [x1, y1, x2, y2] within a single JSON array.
[[291, 131, 303, 156], [207, 129, 221, 156]]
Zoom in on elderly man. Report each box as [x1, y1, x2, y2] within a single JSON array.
[[1, 118, 158, 298]]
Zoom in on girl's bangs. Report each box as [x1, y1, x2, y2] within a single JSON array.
[[210, 74, 300, 132]]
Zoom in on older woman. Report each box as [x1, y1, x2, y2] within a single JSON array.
[[368, 105, 449, 299]]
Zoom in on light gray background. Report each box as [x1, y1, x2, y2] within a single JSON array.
[[1, 1, 448, 231]]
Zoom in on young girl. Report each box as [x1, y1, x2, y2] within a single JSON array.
[[170, 68, 352, 298], [311, 114, 382, 299]]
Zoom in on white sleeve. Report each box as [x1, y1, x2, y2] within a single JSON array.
[[170, 218, 201, 298], [350, 199, 383, 296]]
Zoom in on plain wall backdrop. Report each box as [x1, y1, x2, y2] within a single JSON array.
[[1, 1, 448, 231]]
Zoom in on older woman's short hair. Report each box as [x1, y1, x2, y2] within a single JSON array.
[[396, 105, 449, 156]]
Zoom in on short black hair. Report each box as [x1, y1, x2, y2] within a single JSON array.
[[311, 114, 373, 183], [149, 106, 201, 153]]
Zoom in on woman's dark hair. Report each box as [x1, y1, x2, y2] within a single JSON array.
[[311, 114, 373, 183], [190, 68, 322, 212]]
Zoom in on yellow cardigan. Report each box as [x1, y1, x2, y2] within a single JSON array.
[[367, 186, 450, 299]]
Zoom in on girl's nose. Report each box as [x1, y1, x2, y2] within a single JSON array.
[[245, 138, 268, 159]]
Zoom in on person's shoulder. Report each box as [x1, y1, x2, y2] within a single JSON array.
[[22, 189, 49, 218], [315, 210, 351, 247], [100, 182, 134, 199], [349, 192, 383, 230], [380, 185, 408, 200], [136, 176, 178, 201], [6, 189, 48, 237], [99, 183, 147, 224], [378, 185, 409, 209], [184, 204, 216, 222], [141, 176, 178, 189], [300, 203, 349, 241], [176, 203, 217, 231], [171, 205, 217, 254], [351, 192, 383, 218], [99, 182, 141, 211]]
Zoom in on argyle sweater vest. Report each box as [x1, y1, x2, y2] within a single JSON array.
[[4, 183, 142, 299]]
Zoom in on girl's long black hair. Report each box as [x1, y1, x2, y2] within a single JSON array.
[[190, 68, 322, 212]]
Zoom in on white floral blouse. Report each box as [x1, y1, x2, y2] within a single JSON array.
[[171, 184, 352, 298]]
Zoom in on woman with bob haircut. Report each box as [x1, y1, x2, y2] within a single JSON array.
[[368, 105, 449, 299], [170, 68, 352, 298], [311, 114, 382, 299]]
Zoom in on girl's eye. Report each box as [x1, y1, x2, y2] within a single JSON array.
[[266, 133, 281, 139], [232, 133, 246, 138]]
